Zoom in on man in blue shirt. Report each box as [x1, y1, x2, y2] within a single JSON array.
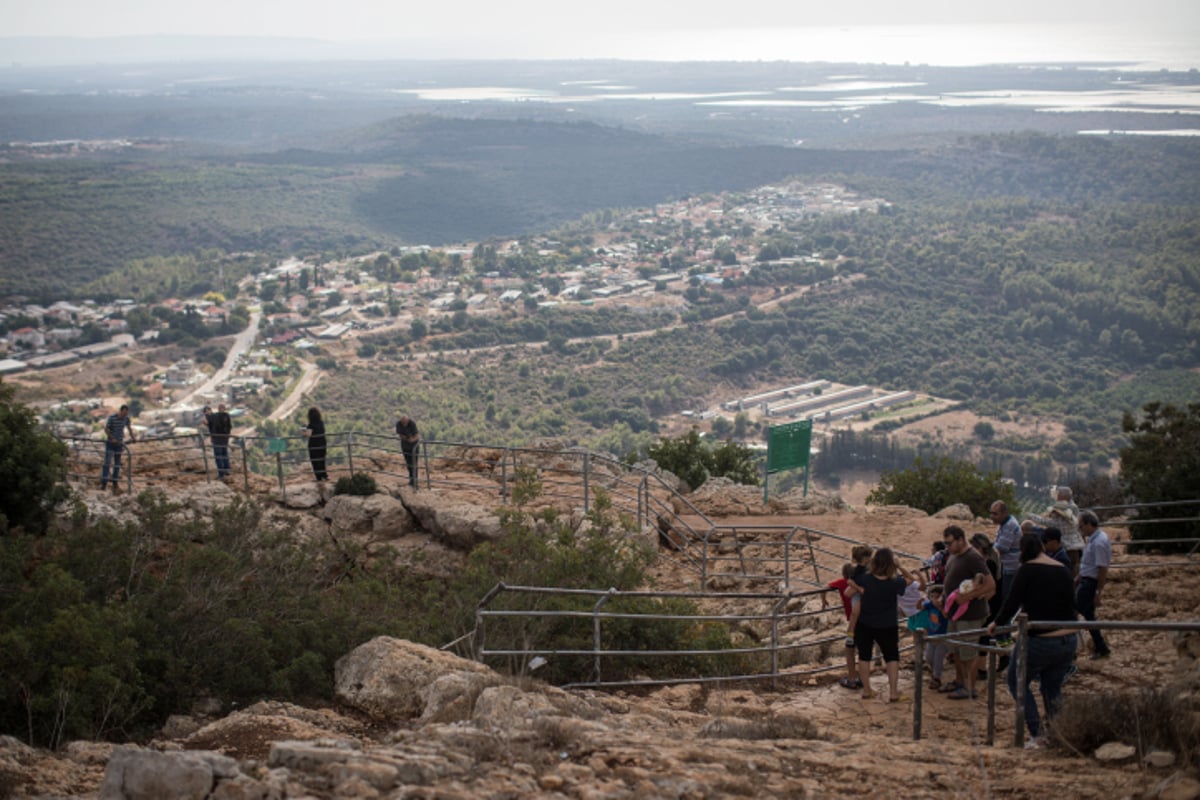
[[100, 404, 136, 493], [1076, 510, 1113, 659], [1041, 527, 1074, 570], [991, 500, 1021, 602]]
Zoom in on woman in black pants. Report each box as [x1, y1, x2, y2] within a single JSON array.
[[302, 407, 328, 481]]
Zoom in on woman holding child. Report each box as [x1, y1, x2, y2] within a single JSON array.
[[988, 532, 1077, 749], [847, 548, 917, 702]]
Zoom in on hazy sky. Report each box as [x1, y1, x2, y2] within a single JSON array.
[[4, 0, 1199, 64]]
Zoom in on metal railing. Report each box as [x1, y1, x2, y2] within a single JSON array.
[[911, 615, 1200, 748], [467, 581, 869, 689]]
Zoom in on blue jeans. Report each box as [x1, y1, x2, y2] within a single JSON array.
[[1006, 634, 1076, 738], [212, 441, 231, 477], [1076, 577, 1110, 656], [101, 442, 124, 487]]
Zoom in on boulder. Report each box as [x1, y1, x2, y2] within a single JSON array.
[[1094, 741, 1137, 762], [323, 493, 414, 537], [172, 482, 239, 517], [334, 637, 496, 722], [933, 503, 974, 520], [281, 482, 329, 509], [401, 493, 504, 549], [99, 746, 241, 800]]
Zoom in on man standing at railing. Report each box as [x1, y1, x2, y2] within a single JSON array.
[[100, 404, 136, 493], [1076, 510, 1113, 659], [203, 403, 233, 479], [395, 413, 420, 489]]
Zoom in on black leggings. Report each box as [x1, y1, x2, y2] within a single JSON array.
[[855, 622, 900, 664], [309, 446, 327, 480]]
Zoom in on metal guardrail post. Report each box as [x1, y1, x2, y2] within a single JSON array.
[[275, 451, 285, 502], [805, 529, 822, 585], [500, 447, 510, 500], [1013, 614, 1029, 748], [198, 432, 211, 483], [592, 589, 616, 683], [347, 432, 355, 477], [986, 649, 997, 746], [475, 582, 507, 663], [770, 595, 787, 690], [240, 438, 249, 492], [124, 446, 133, 495], [583, 452, 591, 513], [912, 628, 926, 740], [638, 475, 647, 530]]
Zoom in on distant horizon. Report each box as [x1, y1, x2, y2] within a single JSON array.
[[2, 22, 1199, 71]]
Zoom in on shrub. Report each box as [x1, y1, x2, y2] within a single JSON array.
[[866, 455, 1016, 518], [0, 382, 69, 533], [334, 473, 378, 496], [1051, 687, 1199, 760]]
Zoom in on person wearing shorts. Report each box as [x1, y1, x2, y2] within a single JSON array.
[[941, 525, 996, 700]]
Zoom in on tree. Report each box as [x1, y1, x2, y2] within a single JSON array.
[[866, 456, 1015, 518], [645, 428, 760, 492], [1120, 402, 1200, 551], [0, 382, 69, 533]]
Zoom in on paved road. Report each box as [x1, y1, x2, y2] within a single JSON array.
[[171, 311, 261, 410], [268, 359, 321, 423]]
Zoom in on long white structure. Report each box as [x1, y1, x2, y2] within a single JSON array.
[[722, 380, 831, 411], [767, 385, 872, 418]]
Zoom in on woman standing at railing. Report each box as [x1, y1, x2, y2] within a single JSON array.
[[987, 532, 1076, 750], [846, 547, 917, 702], [301, 407, 328, 481]]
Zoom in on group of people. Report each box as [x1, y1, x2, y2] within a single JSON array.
[[101, 402, 422, 490], [297, 407, 421, 489], [828, 489, 1115, 749]]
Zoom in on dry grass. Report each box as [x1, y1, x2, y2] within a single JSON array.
[[1050, 683, 1200, 761]]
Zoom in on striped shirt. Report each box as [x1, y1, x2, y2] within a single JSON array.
[[105, 413, 132, 445]]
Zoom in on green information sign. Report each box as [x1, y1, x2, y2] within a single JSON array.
[[767, 419, 812, 473], [268, 438, 289, 454], [764, 419, 813, 502]]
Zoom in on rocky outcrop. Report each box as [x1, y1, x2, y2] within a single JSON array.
[[322, 493, 414, 538], [933, 503, 975, 520], [679, 477, 846, 517], [401, 492, 505, 549], [333, 637, 498, 723]]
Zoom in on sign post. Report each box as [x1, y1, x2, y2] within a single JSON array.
[[764, 419, 813, 504]]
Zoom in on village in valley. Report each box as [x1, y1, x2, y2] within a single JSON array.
[[0, 179, 944, 451]]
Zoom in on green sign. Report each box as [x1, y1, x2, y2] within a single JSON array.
[[766, 419, 812, 474], [268, 438, 289, 454]]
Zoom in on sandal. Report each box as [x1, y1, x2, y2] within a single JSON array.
[[928, 678, 942, 691], [838, 677, 858, 689], [947, 687, 976, 700], [938, 681, 962, 694]]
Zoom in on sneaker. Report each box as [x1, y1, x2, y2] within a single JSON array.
[[844, 637, 856, 649], [1091, 651, 1111, 660], [1024, 736, 1045, 750], [1063, 664, 1078, 684]]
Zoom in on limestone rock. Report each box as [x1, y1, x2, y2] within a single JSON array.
[[334, 637, 496, 722], [99, 746, 240, 800], [933, 503, 974, 520], [1151, 772, 1200, 800], [401, 493, 504, 549], [1094, 741, 1137, 761], [1145, 750, 1178, 768], [281, 482, 328, 509], [323, 493, 414, 537], [420, 671, 500, 724]]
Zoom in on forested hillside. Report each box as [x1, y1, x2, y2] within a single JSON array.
[[5, 118, 1197, 300]]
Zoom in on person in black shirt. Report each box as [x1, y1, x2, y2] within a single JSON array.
[[395, 413, 420, 489], [988, 533, 1077, 749], [302, 407, 328, 481], [203, 403, 234, 479]]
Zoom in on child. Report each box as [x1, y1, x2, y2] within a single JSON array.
[[920, 585, 949, 690], [823, 563, 861, 689], [925, 541, 947, 586], [825, 545, 873, 689]]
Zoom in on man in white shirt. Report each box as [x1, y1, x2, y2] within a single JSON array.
[[1075, 510, 1112, 659]]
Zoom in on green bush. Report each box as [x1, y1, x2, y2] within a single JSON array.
[[0, 493, 433, 745], [866, 455, 1016, 518], [645, 427, 760, 491], [334, 473, 378, 496], [0, 381, 69, 533]]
